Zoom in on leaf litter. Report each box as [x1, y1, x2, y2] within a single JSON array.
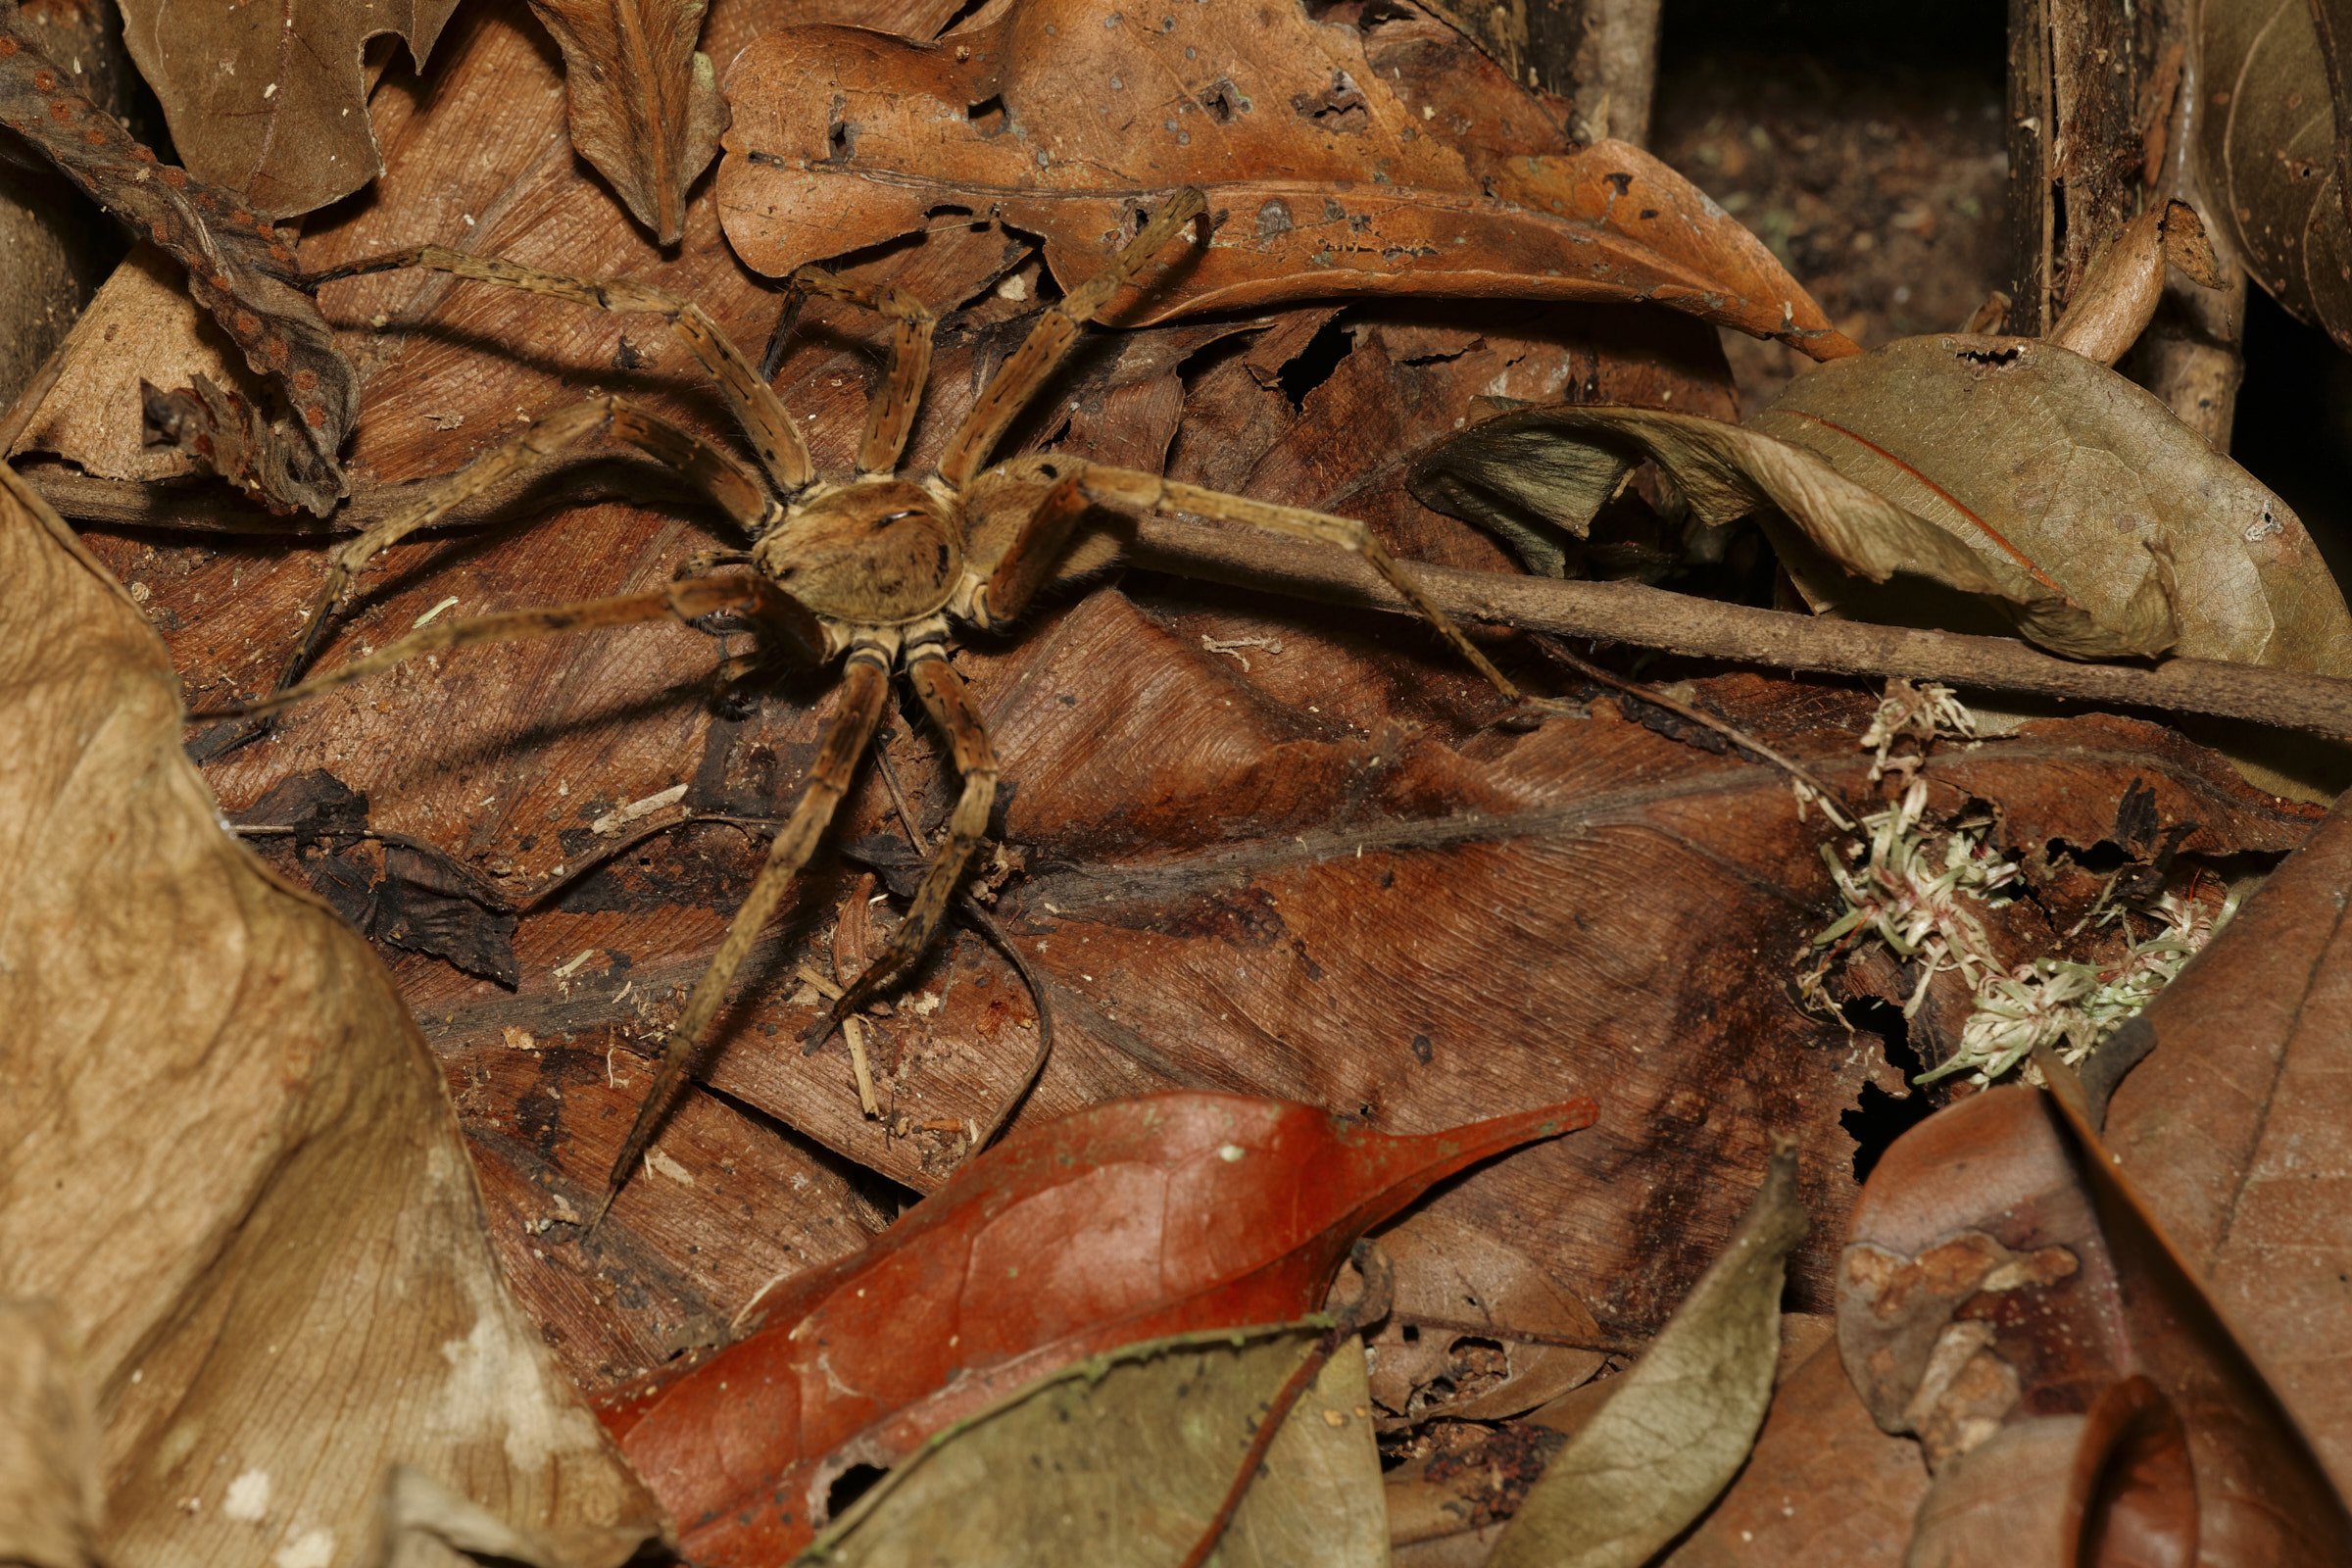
[[21, 0, 2352, 1557]]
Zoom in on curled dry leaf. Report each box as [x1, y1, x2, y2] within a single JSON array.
[[714, 0, 1858, 356], [113, 0, 461, 219], [524, 0, 727, 244], [597, 1093, 1595, 1565], [2107, 785, 2352, 1493], [1898, 1380, 2194, 1568], [1484, 1137, 1806, 1568], [1839, 1084, 2352, 1563], [0, 470, 658, 1565], [2199, 0, 2352, 350], [1364, 1211, 1606, 1425], [806, 1329, 1386, 1568], [0, 6, 358, 513], [1413, 332, 2352, 673]]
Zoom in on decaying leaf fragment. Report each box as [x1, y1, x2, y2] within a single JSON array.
[[1364, 1212, 1607, 1424], [112, 0, 462, 220], [523, 0, 727, 244], [599, 1093, 1595, 1565], [0, 9, 358, 513], [804, 1328, 1386, 1568], [1483, 1137, 1806, 1568], [716, 0, 1857, 356], [0, 471, 658, 1565]]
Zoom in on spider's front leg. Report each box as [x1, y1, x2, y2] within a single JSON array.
[[804, 631, 1000, 1053], [267, 397, 779, 702]]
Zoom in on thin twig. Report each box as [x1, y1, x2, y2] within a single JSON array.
[[1126, 518, 2352, 743], [1533, 633, 1857, 828]]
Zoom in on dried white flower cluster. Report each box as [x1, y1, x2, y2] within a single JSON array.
[[1801, 683, 2234, 1084]]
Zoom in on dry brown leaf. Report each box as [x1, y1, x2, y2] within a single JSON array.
[[1364, 1212, 1607, 1425], [0, 467, 659, 1565], [714, 0, 1857, 357], [2199, 0, 2352, 350], [1413, 330, 2352, 694], [524, 0, 727, 245], [808, 1330, 1387, 1568], [114, 0, 461, 220], [1403, 402, 2107, 648], [2107, 786, 2352, 1494]]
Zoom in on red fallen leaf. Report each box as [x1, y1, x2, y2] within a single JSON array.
[[599, 1090, 1593, 1564]]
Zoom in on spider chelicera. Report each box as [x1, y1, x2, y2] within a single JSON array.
[[209, 185, 1527, 1216]]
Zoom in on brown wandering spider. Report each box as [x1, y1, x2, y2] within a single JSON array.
[[207, 185, 1530, 1218]]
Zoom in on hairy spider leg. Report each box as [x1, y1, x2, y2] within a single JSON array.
[[806, 633, 1001, 1051], [272, 396, 779, 696], [194, 573, 792, 721], [965, 465, 1092, 629], [599, 647, 895, 1222], [307, 245, 814, 495], [1075, 465, 1525, 701], [934, 186, 1209, 490], [760, 268, 936, 476]]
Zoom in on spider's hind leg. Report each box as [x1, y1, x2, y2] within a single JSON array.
[[195, 573, 796, 721], [1076, 463, 1529, 703], [807, 638, 1000, 1053], [601, 645, 895, 1220]]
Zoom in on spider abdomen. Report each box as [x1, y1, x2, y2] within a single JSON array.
[[756, 477, 966, 624]]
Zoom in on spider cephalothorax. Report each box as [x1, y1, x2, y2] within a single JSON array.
[[212, 185, 1526, 1216]]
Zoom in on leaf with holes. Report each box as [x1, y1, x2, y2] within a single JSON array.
[[1840, 1081, 2352, 1562], [714, 0, 1857, 358], [595, 1093, 1594, 1565], [2199, 0, 2352, 351]]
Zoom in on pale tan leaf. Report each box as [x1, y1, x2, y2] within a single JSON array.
[[1402, 403, 2112, 648], [525, 0, 728, 245], [1749, 334, 2351, 669], [116, 0, 463, 220], [0, 1302, 100, 1568], [1483, 1139, 1806, 1568], [0, 469, 660, 1568], [805, 1329, 1387, 1568]]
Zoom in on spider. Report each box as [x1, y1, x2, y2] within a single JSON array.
[[205, 185, 1529, 1218]]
